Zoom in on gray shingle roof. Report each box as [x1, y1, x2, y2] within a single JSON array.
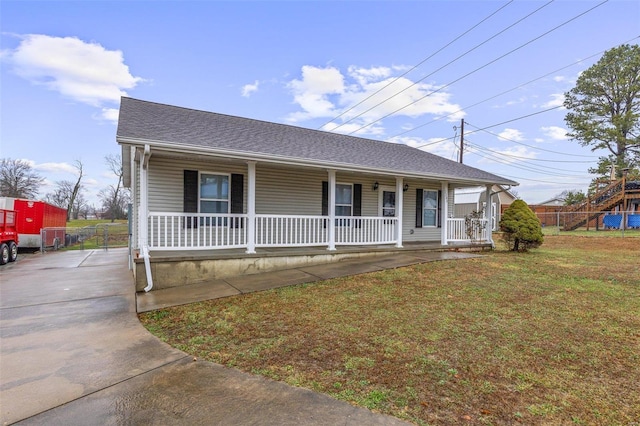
[[117, 97, 517, 186]]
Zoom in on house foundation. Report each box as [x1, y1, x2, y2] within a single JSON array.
[[133, 243, 490, 292]]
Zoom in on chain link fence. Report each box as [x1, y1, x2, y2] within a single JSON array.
[[41, 223, 130, 252], [535, 210, 640, 236]]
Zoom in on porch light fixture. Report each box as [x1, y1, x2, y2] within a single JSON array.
[[373, 182, 379, 191], [403, 183, 409, 192]]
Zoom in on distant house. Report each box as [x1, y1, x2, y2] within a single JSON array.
[[537, 197, 565, 207], [117, 97, 518, 291], [454, 185, 517, 230]]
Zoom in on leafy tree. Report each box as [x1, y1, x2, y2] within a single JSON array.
[[555, 189, 587, 206], [564, 44, 640, 180], [0, 158, 44, 199], [499, 200, 543, 252]]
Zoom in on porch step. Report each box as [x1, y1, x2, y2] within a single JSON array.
[[135, 250, 486, 312], [133, 242, 490, 293]]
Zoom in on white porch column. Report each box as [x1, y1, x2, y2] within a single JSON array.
[[485, 184, 494, 245], [327, 169, 336, 251], [395, 177, 403, 248], [441, 181, 449, 245], [246, 161, 256, 254], [139, 145, 151, 249]]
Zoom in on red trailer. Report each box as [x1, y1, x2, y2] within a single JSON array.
[[0, 198, 67, 250], [0, 209, 19, 264]]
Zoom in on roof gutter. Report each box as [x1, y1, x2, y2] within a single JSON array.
[[117, 137, 518, 187]]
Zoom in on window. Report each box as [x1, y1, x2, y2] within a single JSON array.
[[423, 190, 438, 227], [200, 173, 229, 213], [335, 184, 352, 216]]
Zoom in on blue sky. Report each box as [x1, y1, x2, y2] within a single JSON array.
[[1, 0, 639, 205]]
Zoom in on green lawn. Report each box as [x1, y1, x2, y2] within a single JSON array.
[[140, 236, 640, 425]]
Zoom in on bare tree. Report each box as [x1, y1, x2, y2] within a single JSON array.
[[100, 154, 129, 222], [67, 160, 84, 221], [44, 160, 85, 220], [0, 158, 44, 199]]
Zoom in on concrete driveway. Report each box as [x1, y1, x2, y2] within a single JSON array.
[[0, 249, 409, 425]]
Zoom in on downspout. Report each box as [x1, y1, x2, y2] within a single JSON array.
[[485, 184, 494, 248], [140, 144, 154, 292]]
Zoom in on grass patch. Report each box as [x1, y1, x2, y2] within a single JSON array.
[[139, 235, 640, 425]]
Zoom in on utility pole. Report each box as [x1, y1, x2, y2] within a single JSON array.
[[459, 118, 465, 164]]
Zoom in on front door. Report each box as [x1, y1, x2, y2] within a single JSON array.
[[379, 188, 396, 218], [379, 187, 396, 241]]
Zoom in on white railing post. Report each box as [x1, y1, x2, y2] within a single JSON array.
[[395, 177, 403, 248], [246, 161, 256, 254], [328, 170, 336, 251], [441, 182, 449, 245]]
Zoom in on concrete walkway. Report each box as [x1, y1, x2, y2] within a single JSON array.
[[137, 250, 481, 312], [1, 248, 439, 425]]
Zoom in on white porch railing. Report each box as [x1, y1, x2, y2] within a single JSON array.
[[334, 216, 397, 245], [147, 213, 399, 250], [148, 212, 248, 250], [447, 218, 489, 243], [147, 213, 490, 250], [255, 215, 328, 247]]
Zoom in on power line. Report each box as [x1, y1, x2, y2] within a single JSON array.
[[465, 141, 593, 177], [494, 172, 591, 185], [331, 0, 554, 133], [318, 0, 515, 131], [411, 105, 562, 150], [465, 121, 600, 158], [389, 35, 640, 139], [346, 0, 609, 135]]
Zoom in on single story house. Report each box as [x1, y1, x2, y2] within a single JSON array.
[[454, 185, 517, 231], [117, 97, 518, 291]]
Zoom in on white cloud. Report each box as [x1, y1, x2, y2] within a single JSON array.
[[99, 108, 120, 123], [553, 76, 566, 82], [286, 65, 345, 121], [497, 128, 524, 142], [5, 34, 143, 121], [286, 64, 464, 134], [34, 162, 79, 175], [540, 126, 568, 141], [241, 80, 259, 97], [542, 93, 565, 108]]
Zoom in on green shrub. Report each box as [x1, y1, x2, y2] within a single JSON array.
[[499, 200, 544, 251]]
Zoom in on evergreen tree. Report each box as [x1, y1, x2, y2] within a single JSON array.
[[499, 200, 543, 252]]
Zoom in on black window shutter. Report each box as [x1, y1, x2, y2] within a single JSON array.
[[184, 170, 198, 228], [322, 181, 328, 229], [353, 183, 362, 228], [437, 189, 442, 228], [231, 174, 244, 228], [322, 181, 328, 216], [416, 188, 423, 228], [353, 184, 362, 216], [230, 174, 244, 213]]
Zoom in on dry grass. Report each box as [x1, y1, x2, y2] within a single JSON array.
[[140, 236, 640, 425]]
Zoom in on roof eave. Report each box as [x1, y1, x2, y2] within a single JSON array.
[[117, 136, 518, 187]]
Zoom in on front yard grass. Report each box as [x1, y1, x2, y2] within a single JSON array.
[[139, 236, 640, 425]]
